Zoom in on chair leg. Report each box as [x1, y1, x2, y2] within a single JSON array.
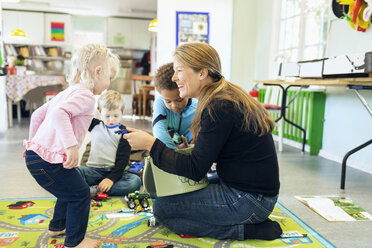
[[278, 118, 283, 152]]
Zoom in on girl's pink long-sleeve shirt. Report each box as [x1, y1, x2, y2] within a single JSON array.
[[24, 84, 95, 164]]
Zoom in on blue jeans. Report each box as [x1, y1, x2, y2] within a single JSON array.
[[77, 166, 141, 196], [154, 181, 278, 241], [25, 150, 90, 247]]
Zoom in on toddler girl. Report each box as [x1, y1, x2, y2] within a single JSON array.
[[23, 44, 120, 248]]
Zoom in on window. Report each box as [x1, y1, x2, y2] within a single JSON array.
[[278, 0, 330, 62]]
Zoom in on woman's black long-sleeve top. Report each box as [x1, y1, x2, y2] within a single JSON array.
[[150, 99, 280, 196]]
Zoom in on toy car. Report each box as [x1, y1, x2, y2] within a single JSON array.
[[91, 192, 108, 201], [91, 199, 102, 207], [147, 216, 158, 227], [7, 201, 35, 209], [127, 191, 150, 209], [146, 241, 173, 248], [115, 128, 129, 135], [129, 162, 145, 173]]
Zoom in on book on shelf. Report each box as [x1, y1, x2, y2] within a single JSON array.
[[47, 47, 60, 57], [4, 44, 18, 57], [31, 46, 47, 57], [19, 47, 30, 58]]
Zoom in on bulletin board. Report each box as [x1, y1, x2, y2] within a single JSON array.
[[176, 11, 209, 46]]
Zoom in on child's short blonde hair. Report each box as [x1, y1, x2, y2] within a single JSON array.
[[68, 44, 120, 90], [97, 90, 125, 113]]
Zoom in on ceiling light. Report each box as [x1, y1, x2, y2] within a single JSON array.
[[148, 18, 158, 32], [9, 28, 28, 39]]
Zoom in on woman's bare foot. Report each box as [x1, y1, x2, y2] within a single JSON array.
[[48, 229, 66, 236], [66, 238, 100, 248]]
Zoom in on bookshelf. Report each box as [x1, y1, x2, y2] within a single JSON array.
[[4, 44, 67, 75]]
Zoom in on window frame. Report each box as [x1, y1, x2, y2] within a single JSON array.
[[276, 0, 331, 62]]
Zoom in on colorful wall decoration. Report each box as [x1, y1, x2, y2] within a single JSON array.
[[332, 0, 371, 32], [50, 22, 65, 42], [176, 11, 209, 46]]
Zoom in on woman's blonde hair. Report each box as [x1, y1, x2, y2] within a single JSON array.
[[67, 44, 120, 90], [174, 42, 275, 142], [97, 90, 125, 113]]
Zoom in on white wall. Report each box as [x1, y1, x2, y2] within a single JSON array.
[[230, 0, 258, 91], [319, 18, 372, 173], [157, 0, 233, 79], [231, 1, 372, 173], [231, 0, 278, 92]]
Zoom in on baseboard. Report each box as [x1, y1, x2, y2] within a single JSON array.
[[318, 150, 372, 175], [272, 135, 372, 175], [272, 135, 311, 152]]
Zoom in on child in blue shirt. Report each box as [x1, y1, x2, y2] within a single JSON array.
[[152, 63, 197, 150]]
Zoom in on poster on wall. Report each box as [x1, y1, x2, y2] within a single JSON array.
[[50, 22, 65, 42], [176, 11, 209, 46]]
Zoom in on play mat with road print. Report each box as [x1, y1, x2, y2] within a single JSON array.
[[0, 197, 335, 248]]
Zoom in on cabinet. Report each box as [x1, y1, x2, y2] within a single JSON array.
[[2, 11, 72, 46], [107, 18, 151, 50], [2, 11, 44, 45]]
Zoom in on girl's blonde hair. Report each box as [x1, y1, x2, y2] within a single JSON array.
[[68, 44, 120, 90], [174, 42, 275, 142], [97, 90, 125, 113]]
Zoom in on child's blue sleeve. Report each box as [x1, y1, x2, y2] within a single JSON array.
[[184, 130, 193, 144], [152, 97, 178, 150]]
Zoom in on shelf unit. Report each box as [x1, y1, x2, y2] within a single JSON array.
[[4, 44, 66, 75]]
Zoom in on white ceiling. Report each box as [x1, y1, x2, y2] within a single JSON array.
[[1, 0, 157, 19]]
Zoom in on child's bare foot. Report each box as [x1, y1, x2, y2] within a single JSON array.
[[48, 229, 66, 236], [66, 238, 100, 248]]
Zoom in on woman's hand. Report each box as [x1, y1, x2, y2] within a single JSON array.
[[63, 145, 79, 169], [98, 178, 114, 192], [123, 127, 156, 151]]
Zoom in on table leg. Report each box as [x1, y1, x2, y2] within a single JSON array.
[[7, 97, 13, 128], [267, 84, 307, 153], [340, 139, 372, 193], [341, 86, 372, 193], [282, 86, 307, 153], [143, 91, 147, 119], [16, 101, 21, 122]]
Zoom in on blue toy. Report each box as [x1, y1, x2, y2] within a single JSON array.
[[115, 128, 129, 135], [129, 162, 145, 173]]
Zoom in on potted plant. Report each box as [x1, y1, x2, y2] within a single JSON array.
[[14, 56, 26, 76]]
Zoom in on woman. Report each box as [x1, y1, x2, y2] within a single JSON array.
[[124, 42, 282, 241]]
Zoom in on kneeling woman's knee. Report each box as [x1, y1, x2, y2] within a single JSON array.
[[153, 198, 168, 221]]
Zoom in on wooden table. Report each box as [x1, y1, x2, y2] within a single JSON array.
[[131, 74, 153, 82], [255, 77, 372, 193]]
